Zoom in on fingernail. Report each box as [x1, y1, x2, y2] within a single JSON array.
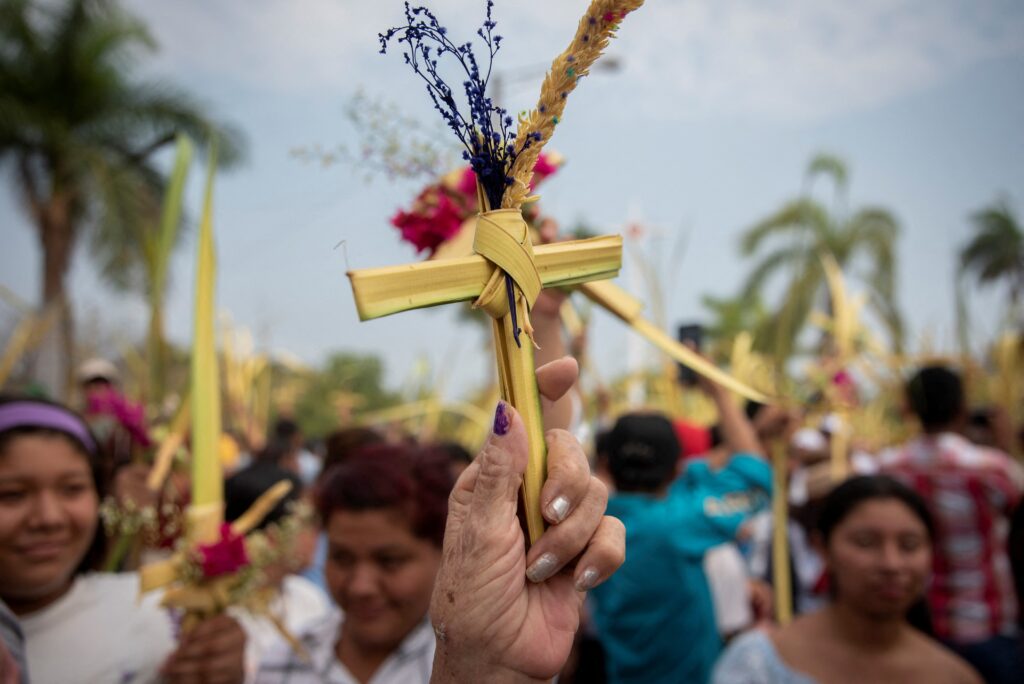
[[546, 495, 570, 523], [493, 400, 511, 436], [575, 567, 600, 591], [526, 552, 558, 582]]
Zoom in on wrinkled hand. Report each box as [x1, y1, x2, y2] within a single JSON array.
[[161, 613, 246, 684], [430, 358, 626, 683]]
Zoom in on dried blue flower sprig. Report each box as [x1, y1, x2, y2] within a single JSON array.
[[378, 1, 542, 210]]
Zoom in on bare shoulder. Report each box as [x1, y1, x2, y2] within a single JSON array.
[[905, 631, 983, 684], [770, 613, 823, 659]]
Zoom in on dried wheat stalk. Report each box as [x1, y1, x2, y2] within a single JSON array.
[[502, 0, 645, 208]]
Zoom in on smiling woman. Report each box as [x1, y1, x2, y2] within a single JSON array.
[[0, 396, 178, 683], [256, 443, 450, 683], [0, 397, 247, 684], [0, 401, 105, 611]]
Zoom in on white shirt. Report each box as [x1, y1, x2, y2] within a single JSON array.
[[20, 573, 176, 684], [255, 610, 435, 684], [236, 575, 332, 680], [704, 543, 753, 635]]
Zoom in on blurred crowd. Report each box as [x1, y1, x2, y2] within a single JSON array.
[[0, 350, 1022, 684]]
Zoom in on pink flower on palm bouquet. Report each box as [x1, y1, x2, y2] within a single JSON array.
[[196, 524, 249, 578], [390, 188, 465, 254], [390, 152, 563, 254], [85, 387, 153, 448], [530, 153, 560, 187]]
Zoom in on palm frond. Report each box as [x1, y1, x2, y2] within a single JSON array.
[[805, 152, 848, 196], [85, 149, 163, 292], [739, 246, 805, 300], [103, 85, 246, 167], [739, 198, 831, 256], [755, 265, 819, 363], [960, 202, 1023, 286], [846, 208, 899, 296]]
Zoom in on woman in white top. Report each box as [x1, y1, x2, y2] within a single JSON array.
[[255, 436, 450, 684], [257, 358, 629, 683], [714, 475, 981, 684], [0, 396, 245, 684]]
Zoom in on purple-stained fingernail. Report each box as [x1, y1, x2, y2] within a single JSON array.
[[493, 400, 511, 435]]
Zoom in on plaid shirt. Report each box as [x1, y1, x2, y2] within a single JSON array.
[[880, 433, 1023, 643], [255, 609, 434, 684]]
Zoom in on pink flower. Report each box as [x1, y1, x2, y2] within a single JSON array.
[[455, 168, 478, 197], [390, 188, 466, 254], [85, 387, 152, 448], [196, 524, 249, 578], [389, 152, 563, 254], [530, 153, 561, 188]]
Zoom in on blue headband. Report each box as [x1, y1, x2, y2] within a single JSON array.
[[0, 401, 98, 455]]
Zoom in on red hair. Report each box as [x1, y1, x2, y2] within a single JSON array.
[[316, 443, 453, 548]]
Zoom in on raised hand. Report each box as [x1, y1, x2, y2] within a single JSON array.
[[429, 359, 625, 682]]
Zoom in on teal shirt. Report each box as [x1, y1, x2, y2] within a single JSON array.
[[686, 453, 773, 539], [591, 453, 771, 684]]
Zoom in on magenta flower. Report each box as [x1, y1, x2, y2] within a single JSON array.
[[529, 153, 561, 188], [390, 189, 466, 255], [85, 387, 152, 448], [390, 152, 563, 254], [196, 524, 249, 578]]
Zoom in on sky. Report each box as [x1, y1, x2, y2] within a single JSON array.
[[2, 0, 1023, 398]]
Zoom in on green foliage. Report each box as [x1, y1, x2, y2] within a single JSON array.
[[292, 352, 401, 439], [959, 198, 1024, 331], [0, 0, 246, 394], [720, 153, 904, 363], [701, 293, 769, 359], [0, 0, 245, 291], [146, 135, 192, 403]]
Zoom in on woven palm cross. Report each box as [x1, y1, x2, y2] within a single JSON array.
[[349, 214, 621, 543]]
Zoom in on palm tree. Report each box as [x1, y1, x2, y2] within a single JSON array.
[[0, 0, 243, 397], [736, 153, 904, 364], [700, 292, 769, 361], [959, 199, 1024, 333]]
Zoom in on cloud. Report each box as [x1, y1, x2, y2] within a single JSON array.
[[123, 0, 582, 94], [124, 0, 386, 92], [124, 0, 1024, 120], [624, 0, 1024, 121]]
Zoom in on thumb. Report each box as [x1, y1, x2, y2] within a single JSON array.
[[469, 401, 529, 522]]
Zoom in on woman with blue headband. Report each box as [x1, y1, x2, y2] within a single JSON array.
[[0, 396, 246, 683]]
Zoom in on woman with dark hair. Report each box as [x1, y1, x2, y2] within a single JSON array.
[[713, 475, 981, 684], [0, 396, 245, 683], [300, 427, 388, 594], [256, 443, 452, 682], [256, 358, 627, 683]]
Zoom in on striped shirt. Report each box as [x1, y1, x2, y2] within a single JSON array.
[[255, 610, 435, 684], [880, 433, 1023, 643]]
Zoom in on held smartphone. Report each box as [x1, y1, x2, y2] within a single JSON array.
[[676, 323, 703, 386]]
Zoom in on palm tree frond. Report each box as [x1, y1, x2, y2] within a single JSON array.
[[805, 153, 848, 195], [739, 247, 805, 300], [739, 198, 830, 256]]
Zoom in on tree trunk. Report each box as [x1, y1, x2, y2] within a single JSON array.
[[32, 191, 76, 400]]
